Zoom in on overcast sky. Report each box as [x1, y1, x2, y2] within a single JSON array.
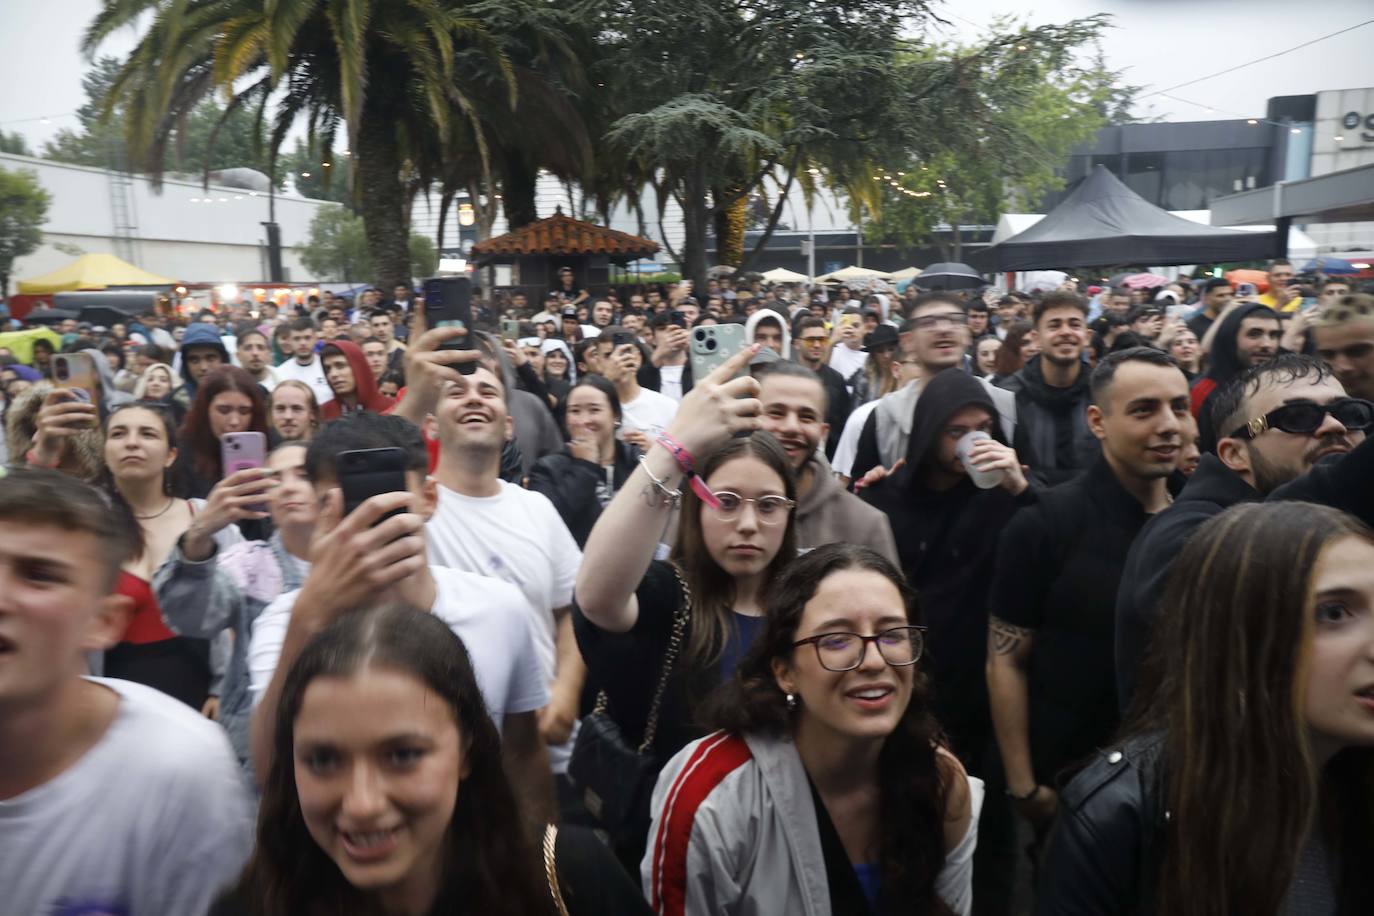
[[2, 0, 1371, 150]]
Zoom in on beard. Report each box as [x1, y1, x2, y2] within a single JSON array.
[[1246, 442, 1300, 495]]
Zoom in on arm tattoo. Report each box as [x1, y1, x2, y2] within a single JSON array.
[[989, 617, 1033, 656]]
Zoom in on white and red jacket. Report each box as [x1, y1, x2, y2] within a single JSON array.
[[642, 730, 982, 916]]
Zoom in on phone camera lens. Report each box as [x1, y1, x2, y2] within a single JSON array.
[[694, 329, 705, 341], [706, 338, 717, 351]]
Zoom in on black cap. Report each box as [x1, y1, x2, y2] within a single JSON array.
[[561, 306, 579, 319], [1126, 305, 1164, 323], [863, 325, 900, 351]]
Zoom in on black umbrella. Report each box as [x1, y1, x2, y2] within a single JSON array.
[[23, 307, 81, 326], [914, 262, 985, 291]]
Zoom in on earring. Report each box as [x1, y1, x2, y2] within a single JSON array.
[[786, 693, 797, 710]]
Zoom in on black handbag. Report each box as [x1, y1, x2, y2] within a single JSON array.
[[568, 564, 691, 851]]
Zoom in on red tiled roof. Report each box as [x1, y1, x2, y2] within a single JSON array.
[[471, 212, 660, 260]]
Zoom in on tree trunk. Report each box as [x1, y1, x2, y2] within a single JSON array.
[[356, 98, 410, 288], [501, 149, 539, 229], [680, 169, 710, 290], [715, 190, 747, 267]]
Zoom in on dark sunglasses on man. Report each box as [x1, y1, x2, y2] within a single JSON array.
[[1229, 397, 1374, 441]]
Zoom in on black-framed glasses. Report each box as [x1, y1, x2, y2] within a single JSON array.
[[706, 491, 795, 525], [792, 626, 926, 672], [1228, 398, 1374, 440], [909, 313, 968, 331]]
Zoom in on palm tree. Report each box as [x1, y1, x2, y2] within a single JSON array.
[[84, 0, 517, 287]]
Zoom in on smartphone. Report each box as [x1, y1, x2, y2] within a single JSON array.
[[689, 323, 747, 380], [668, 310, 688, 329], [222, 431, 268, 511], [1236, 282, 1258, 298], [501, 318, 521, 340], [338, 447, 409, 524], [610, 330, 636, 350], [423, 277, 476, 372], [221, 432, 267, 475], [52, 353, 98, 401]]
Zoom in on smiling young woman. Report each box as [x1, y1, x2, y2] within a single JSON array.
[[646, 544, 979, 915]]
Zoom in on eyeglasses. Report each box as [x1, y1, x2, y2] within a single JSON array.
[[1228, 398, 1374, 440], [706, 491, 795, 525], [799, 336, 828, 346], [792, 626, 926, 672], [909, 313, 969, 331]]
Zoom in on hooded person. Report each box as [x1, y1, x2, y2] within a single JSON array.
[[176, 322, 231, 404], [1191, 302, 1282, 452], [860, 367, 1034, 770], [77, 347, 135, 417], [744, 307, 792, 359], [319, 339, 396, 421]]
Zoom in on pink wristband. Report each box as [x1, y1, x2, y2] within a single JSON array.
[[656, 433, 695, 474]]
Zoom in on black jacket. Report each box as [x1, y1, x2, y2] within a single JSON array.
[[527, 440, 641, 547], [1036, 734, 1167, 916], [815, 361, 852, 459], [1116, 434, 1374, 711], [996, 355, 1100, 485], [991, 457, 1152, 781], [861, 369, 1035, 769]]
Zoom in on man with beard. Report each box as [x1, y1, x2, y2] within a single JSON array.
[[988, 348, 1188, 841], [1115, 353, 1374, 708], [996, 291, 1099, 485], [1191, 302, 1282, 451], [755, 362, 896, 561]]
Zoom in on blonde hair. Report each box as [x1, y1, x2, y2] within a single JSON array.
[[133, 362, 177, 399]]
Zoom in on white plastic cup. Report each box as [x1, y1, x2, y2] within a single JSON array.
[[956, 430, 1003, 489]]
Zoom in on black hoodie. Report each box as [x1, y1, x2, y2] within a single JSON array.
[[1192, 302, 1280, 453], [861, 368, 1035, 769]]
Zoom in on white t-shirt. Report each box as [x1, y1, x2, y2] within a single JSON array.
[[618, 387, 679, 441], [248, 567, 548, 734], [426, 482, 583, 770], [831, 399, 881, 479], [658, 363, 686, 402], [0, 677, 253, 916], [828, 342, 867, 381], [274, 353, 334, 404]]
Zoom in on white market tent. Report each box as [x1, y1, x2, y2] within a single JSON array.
[[816, 265, 893, 283], [761, 267, 812, 283], [887, 266, 923, 281]]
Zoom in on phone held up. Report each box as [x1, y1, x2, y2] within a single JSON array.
[[689, 323, 747, 380], [52, 353, 98, 406], [338, 447, 410, 526], [423, 276, 477, 373]]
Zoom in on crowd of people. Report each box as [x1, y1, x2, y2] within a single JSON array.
[[1, 259, 1373, 915]]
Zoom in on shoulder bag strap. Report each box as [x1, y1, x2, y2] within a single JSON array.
[[636, 562, 692, 754], [542, 824, 571, 916]]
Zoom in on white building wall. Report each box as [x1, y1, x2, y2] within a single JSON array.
[[2, 152, 338, 286], [1305, 88, 1374, 252]]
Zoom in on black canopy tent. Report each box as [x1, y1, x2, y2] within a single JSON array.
[[971, 166, 1278, 271]]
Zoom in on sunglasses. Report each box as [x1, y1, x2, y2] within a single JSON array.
[[1228, 398, 1374, 440]]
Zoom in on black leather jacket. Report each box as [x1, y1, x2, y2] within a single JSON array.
[[1036, 735, 1168, 916]]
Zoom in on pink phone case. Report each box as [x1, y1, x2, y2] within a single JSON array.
[[221, 432, 267, 475]]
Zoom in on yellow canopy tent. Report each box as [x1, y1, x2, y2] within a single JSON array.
[[17, 253, 174, 295]]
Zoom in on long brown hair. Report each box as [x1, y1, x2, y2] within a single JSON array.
[[1131, 502, 1374, 915], [671, 431, 798, 666], [232, 603, 552, 916], [178, 365, 268, 481], [993, 320, 1033, 377], [704, 544, 954, 914]]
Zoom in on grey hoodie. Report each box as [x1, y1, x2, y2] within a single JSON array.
[[79, 348, 135, 415], [795, 453, 899, 565]]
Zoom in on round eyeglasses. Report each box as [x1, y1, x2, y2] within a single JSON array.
[[706, 491, 796, 526], [792, 625, 926, 672]]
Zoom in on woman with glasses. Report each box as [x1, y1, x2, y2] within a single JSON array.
[[1038, 502, 1374, 914], [573, 345, 797, 866], [646, 544, 980, 915]]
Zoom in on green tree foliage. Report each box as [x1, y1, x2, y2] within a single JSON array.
[[297, 206, 433, 283], [43, 56, 127, 168], [862, 18, 1114, 260], [297, 207, 372, 282], [0, 167, 52, 295], [86, 0, 520, 291], [0, 131, 33, 157], [282, 141, 353, 205]]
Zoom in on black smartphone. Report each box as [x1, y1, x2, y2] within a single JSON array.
[[610, 330, 636, 349], [668, 310, 688, 329], [338, 447, 409, 524], [423, 276, 476, 373]]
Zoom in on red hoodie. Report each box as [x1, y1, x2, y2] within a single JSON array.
[[320, 339, 396, 421]]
